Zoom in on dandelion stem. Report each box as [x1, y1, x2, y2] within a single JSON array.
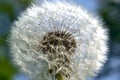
[[56, 73, 64, 80]]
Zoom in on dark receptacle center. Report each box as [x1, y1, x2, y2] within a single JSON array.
[[39, 30, 76, 78], [40, 30, 76, 54]]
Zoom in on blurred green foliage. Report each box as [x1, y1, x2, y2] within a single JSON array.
[[0, 35, 7, 46], [99, 1, 120, 42], [0, 0, 32, 21], [0, 2, 14, 20], [0, 57, 16, 80], [0, 0, 32, 80]]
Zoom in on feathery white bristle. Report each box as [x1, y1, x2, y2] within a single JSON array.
[[9, 1, 108, 80]]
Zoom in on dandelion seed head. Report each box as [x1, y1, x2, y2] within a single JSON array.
[[9, 1, 108, 80]]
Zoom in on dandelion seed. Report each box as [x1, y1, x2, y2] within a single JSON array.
[[9, 1, 108, 80]]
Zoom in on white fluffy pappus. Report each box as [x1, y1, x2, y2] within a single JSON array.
[[9, 1, 108, 80]]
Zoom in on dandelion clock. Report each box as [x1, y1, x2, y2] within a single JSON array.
[[9, 1, 108, 80]]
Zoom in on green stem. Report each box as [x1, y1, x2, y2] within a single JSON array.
[[56, 73, 64, 80]]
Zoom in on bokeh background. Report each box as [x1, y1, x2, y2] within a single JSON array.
[[0, 0, 120, 80]]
